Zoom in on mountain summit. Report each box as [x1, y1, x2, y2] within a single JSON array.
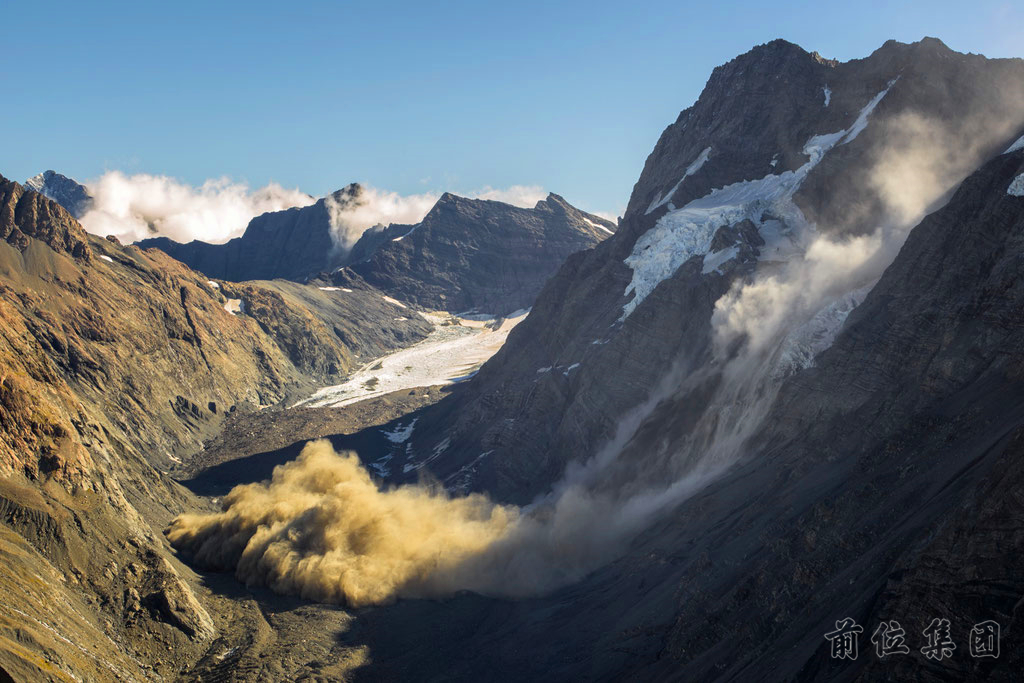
[[143, 187, 614, 314], [334, 191, 615, 314]]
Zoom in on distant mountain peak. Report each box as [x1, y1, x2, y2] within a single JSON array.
[[23, 169, 92, 218]]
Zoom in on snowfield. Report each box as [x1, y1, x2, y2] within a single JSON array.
[[293, 310, 529, 408]]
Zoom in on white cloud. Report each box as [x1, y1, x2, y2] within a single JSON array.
[[79, 171, 315, 244], [77, 171, 561, 248]]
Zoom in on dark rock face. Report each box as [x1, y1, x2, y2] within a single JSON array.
[[23, 170, 93, 218], [1, 175, 92, 260], [138, 186, 348, 282], [393, 38, 1024, 506], [141, 184, 612, 317], [335, 193, 614, 314]]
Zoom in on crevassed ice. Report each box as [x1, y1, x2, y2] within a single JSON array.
[[646, 146, 713, 215], [620, 82, 897, 321], [1009, 174, 1024, 197]]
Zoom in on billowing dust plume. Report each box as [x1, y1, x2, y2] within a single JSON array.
[[166, 440, 517, 606]]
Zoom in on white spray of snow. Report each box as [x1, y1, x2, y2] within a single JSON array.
[[646, 147, 713, 214], [621, 81, 897, 320]]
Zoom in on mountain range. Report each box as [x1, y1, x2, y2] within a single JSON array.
[[3, 36, 1024, 683]]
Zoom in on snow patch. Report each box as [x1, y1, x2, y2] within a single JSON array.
[[392, 225, 418, 241], [563, 363, 581, 376], [99, 254, 114, 263], [318, 286, 343, 291], [1005, 134, 1024, 155], [382, 418, 417, 444], [224, 298, 244, 315], [701, 246, 739, 274], [646, 146, 712, 214], [207, 280, 220, 289], [370, 455, 393, 478], [381, 295, 407, 308], [1009, 174, 1024, 197], [822, 85, 832, 107], [841, 78, 898, 144], [404, 437, 450, 473], [536, 366, 552, 374], [583, 217, 614, 235]]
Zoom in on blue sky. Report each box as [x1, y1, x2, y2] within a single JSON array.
[[2, 0, 1022, 218]]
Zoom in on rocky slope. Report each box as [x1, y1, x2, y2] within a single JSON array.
[[322, 92, 1024, 683], [381, 38, 1024, 505], [0, 175, 430, 681], [334, 192, 615, 314]]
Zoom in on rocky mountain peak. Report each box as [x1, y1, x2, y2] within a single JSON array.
[[23, 169, 93, 218], [326, 182, 364, 207], [1, 174, 92, 260]]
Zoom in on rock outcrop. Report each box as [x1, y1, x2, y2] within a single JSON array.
[[24, 170, 93, 218]]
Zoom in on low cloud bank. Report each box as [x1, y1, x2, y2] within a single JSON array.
[[80, 172, 315, 244], [78, 171, 550, 250]]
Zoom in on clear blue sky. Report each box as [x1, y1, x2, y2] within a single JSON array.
[[2, 0, 1022, 217]]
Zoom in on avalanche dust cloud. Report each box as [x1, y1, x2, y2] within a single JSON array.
[[168, 88, 1024, 608], [166, 440, 518, 607]]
